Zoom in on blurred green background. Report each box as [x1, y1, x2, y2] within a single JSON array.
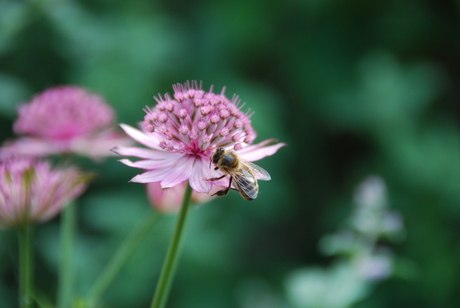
[[1, 0, 459, 307]]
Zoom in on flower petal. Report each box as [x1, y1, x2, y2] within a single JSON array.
[[147, 181, 214, 213], [111, 146, 174, 160], [161, 156, 194, 188], [0, 138, 61, 159], [235, 138, 276, 154], [71, 130, 133, 160], [119, 124, 163, 149], [201, 162, 229, 188], [237, 139, 286, 162], [119, 158, 177, 170], [189, 159, 214, 193], [147, 182, 184, 212], [130, 167, 172, 183]]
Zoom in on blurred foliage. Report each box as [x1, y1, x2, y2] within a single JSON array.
[[1, 0, 459, 307]]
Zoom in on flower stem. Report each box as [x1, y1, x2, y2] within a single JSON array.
[[19, 224, 33, 308], [150, 183, 193, 308], [58, 202, 76, 308], [87, 211, 160, 306]]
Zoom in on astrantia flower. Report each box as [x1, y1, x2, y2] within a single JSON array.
[[112, 81, 285, 194], [0, 86, 131, 160], [147, 181, 214, 213], [0, 158, 91, 228]]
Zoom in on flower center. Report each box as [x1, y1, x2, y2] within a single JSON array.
[[142, 81, 256, 154]]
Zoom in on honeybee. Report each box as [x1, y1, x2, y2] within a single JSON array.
[[208, 148, 271, 200]]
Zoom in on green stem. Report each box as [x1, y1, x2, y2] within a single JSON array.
[[19, 224, 33, 308], [58, 203, 76, 308], [87, 211, 160, 306], [150, 183, 193, 308]]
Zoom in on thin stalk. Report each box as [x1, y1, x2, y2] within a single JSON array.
[[150, 183, 193, 308], [87, 211, 160, 306], [58, 203, 76, 308], [19, 224, 33, 308]]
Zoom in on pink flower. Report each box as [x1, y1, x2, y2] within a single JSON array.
[[0, 86, 132, 160], [147, 181, 214, 213], [112, 81, 285, 194], [0, 158, 91, 228]]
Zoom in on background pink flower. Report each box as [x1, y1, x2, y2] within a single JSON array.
[[147, 181, 214, 213], [0, 158, 91, 228], [0, 86, 132, 160], [113, 81, 285, 194]]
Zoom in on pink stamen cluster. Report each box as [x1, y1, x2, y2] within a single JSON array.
[[0, 86, 132, 160], [14, 86, 114, 141], [142, 81, 256, 158]]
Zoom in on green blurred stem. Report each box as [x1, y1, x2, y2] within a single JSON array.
[[19, 224, 33, 308], [58, 202, 76, 308], [150, 183, 193, 308], [87, 211, 160, 305]]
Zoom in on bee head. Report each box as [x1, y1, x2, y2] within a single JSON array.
[[213, 148, 225, 162]]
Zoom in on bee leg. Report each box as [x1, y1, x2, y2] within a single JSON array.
[[208, 174, 226, 181], [212, 177, 233, 197]]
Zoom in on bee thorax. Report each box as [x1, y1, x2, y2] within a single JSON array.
[[221, 153, 239, 168]]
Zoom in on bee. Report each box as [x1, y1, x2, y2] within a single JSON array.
[[208, 148, 271, 200]]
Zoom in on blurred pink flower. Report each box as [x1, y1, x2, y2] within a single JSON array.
[[147, 181, 214, 213], [0, 86, 132, 160], [112, 81, 285, 194], [0, 158, 91, 228]]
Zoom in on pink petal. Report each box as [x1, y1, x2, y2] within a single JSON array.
[[209, 177, 231, 190], [147, 181, 215, 213], [71, 130, 133, 159], [118, 158, 177, 170], [236, 139, 276, 154], [130, 167, 172, 183], [0, 138, 61, 159], [237, 140, 286, 162], [188, 159, 213, 193], [147, 182, 184, 212], [111, 146, 174, 160], [119, 124, 162, 149], [201, 162, 229, 188], [161, 156, 194, 188]]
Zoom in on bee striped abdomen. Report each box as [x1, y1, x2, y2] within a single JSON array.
[[235, 168, 258, 200]]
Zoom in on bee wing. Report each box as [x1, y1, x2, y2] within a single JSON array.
[[227, 168, 259, 200], [240, 160, 271, 181]]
